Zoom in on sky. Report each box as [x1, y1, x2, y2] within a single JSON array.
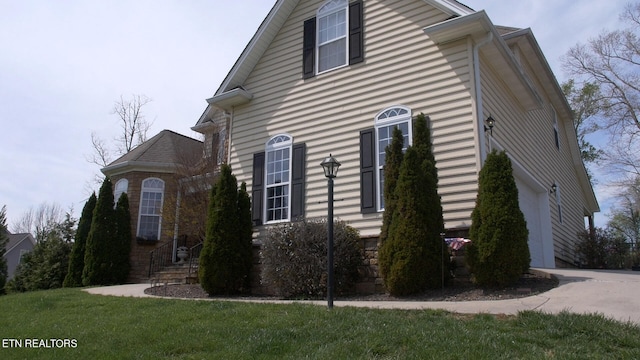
[[0, 0, 628, 228]]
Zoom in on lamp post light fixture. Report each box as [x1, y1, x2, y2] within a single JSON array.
[[320, 154, 341, 309]]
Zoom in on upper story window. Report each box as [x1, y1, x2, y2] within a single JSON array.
[[375, 106, 412, 210], [137, 178, 164, 241], [303, 0, 364, 79], [317, 0, 348, 73], [114, 178, 128, 203], [265, 134, 292, 223]]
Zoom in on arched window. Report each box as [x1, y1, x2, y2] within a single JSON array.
[[137, 178, 164, 241], [375, 106, 412, 210], [317, 0, 348, 73], [265, 134, 292, 222], [114, 178, 128, 203]]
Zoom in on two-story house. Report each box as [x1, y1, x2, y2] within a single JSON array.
[[106, 0, 599, 284]]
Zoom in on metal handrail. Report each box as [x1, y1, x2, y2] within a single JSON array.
[[187, 242, 204, 279], [148, 240, 175, 278]]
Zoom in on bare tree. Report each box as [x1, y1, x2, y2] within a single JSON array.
[[562, 3, 640, 179], [112, 94, 153, 154], [88, 94, 153, 167], [11, 202, 68, 242]]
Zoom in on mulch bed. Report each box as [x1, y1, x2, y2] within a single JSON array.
[[144, 271, 558, 302]]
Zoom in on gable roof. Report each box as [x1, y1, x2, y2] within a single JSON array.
[[102, 130, 203, 176], [195, 0, 475, 126], [5, 232, 36, 254]]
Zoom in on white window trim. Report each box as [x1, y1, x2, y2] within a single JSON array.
[[374, 106, 413, 211], [136, 177, 165, 241], [264, 134, 293, 224], [316, 0, 349, 75]]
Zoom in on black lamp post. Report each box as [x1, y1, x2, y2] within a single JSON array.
[[320, 154, 340, 309], [485, 115, 496, 151]]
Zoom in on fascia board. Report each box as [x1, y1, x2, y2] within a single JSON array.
[[101, 161, 177, 177]]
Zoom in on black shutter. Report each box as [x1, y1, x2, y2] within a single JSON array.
[[290, 143, 306, 221], [349, 1, 364, 65], [303, 18, 316, 79], [360, 128, 376, 213], [251, 152, 265, 226]]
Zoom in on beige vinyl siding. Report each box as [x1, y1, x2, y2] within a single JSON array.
[[229, 0, 478, 238], [480, 53, 591, 264]]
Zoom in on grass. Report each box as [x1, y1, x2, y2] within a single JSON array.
[[1, 289, 639, 359]]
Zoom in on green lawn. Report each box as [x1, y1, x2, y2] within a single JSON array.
[[1, 289, 639, 359]]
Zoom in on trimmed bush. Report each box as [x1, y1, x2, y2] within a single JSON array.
[[63, 193, 96, 287], [466, 150, 530, 287], [261, 219, 362, 298], [199, 165, 253, 295]]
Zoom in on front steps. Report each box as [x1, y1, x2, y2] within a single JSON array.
[[149, 264, 198, 286]]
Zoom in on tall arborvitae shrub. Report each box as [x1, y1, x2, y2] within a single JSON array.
[[0, 206, 9, 295], [112, 193, 131, 283], [83, 178, 116, 286], [237, 182, 253, 289], [379, 126, 405, 245], [63, 193, 96, 287], [466, 150, 530, 287], [379, 113, 447, 295], [199, 165, 253, 295], [412, 113, 448, 288]]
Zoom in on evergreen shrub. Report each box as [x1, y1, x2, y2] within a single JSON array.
[[199, 165, 253, 295], [466, 150, 530, 287]]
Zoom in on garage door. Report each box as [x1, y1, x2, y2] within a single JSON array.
[[516, 178, 545, 267]]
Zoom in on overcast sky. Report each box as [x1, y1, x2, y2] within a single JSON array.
[[0, 0, 627, 228]]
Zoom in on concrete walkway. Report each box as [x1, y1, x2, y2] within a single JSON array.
[[84, 268, 640, 325]]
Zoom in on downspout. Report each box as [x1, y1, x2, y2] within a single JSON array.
[[172, 189, 181, 264], [225, 109, 233, 165], [472, 32, 493, 165]]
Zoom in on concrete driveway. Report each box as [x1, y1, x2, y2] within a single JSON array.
[[85, 268, 640, 325]]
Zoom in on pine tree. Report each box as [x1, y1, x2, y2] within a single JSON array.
[[199, 165, 253, 294], [467, 150, 531, 287], [0, 206, 9, 294], [63, 193, 96, 287], [83, 178, 116, 286], [113, 192, 131, 284]]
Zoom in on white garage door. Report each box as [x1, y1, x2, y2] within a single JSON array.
[[516, 178, 545, 267]]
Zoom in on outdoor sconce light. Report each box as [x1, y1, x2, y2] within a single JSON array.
[[320, 154, 340, 309], [550, 183, 557, 194], [484, 115, 496, 135]]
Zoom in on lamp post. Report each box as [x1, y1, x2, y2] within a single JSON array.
[[485, 115, 496, 151], [320, 154, 341, 309]]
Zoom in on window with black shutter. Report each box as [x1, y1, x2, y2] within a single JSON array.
[[302, 0, 364, 78], [252, 137, 306, 224]]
